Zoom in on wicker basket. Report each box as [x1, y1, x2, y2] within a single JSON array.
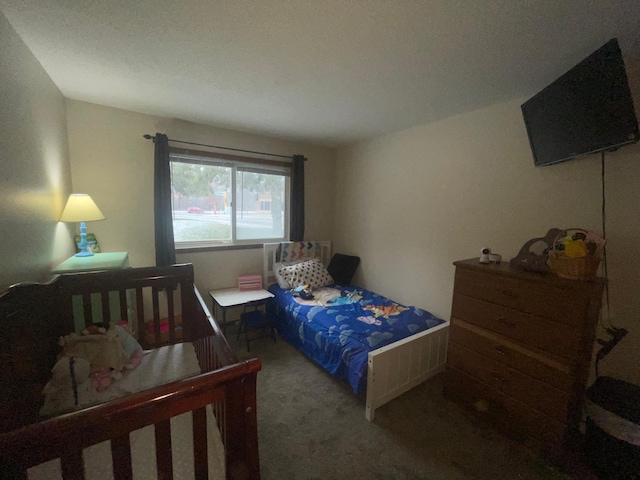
[[547, 228, 604, 281]]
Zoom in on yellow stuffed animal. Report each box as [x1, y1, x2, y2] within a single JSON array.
[[59, 330, 129, 381]]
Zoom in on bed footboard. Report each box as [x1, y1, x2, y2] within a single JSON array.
[[366, 322, 449, 421]]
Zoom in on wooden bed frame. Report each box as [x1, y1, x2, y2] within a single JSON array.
[[0, 263, 260, 479], [263, 242, 449, 421]]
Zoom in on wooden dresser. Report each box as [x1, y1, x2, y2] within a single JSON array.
[[443, 258, 605, 453]]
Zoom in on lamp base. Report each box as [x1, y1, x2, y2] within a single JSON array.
[[75, 221, 94, 257]]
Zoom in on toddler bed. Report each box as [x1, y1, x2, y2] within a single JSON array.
[[264, 242, 449, 421], [0, 263, 260, 479]]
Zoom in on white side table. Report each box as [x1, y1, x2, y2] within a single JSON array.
[[209, 288, 274, 335]]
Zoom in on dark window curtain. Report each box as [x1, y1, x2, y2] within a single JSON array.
[[290, 154, 306, 241], [153, 133, 176, 266]]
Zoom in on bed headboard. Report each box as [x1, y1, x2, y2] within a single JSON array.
[[263, 241, 331, 288]]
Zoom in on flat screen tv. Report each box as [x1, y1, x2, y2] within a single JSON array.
[[522, 38, 639, 167]]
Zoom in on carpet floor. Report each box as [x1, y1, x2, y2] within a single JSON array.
[[230, 328, 592, 480]]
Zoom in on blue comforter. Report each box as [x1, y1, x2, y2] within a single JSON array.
[[268, 284, 445, 395]]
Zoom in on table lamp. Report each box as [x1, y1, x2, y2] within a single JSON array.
[[60, 193, 105, 257]]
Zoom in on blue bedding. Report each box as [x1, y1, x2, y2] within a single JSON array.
[[268, 284, 445, 395]]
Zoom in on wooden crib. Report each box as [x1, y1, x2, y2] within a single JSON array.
[[0, 263, 260, 479]]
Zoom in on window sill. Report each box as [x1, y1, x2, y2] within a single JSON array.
[[175, 243, 264, 254]]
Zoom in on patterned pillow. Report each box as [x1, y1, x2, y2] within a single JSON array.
[[273, 260, 305, 289], [279, 258, 334, 290]]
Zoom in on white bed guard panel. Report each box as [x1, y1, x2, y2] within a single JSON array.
[[366, 321, 449, 421]]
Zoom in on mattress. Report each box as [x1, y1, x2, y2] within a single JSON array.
[[40, 342, 203, 417]]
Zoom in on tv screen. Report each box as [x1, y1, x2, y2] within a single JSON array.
[[522, 38, 639, 167]]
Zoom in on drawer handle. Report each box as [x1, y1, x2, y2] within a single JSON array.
[[493, 345, 509, 355], [497, 316, 515, 328], [498, 289, 519, 299]]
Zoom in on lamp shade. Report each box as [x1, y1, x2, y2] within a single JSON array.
[[60, 194, 105, 222]]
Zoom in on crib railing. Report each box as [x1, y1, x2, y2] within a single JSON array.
[[0, 264, 261, 479], [0, 359, 261, 479]]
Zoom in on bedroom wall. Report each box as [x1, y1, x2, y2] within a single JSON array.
[[66, 100, 336, 297], [0, 13, 74, 289], [333, 58, 640, 385]]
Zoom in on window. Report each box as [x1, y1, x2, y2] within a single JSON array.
[[169, 150, 290, 248]]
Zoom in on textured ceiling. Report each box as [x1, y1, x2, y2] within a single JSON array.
[[2, 0, 640, 146]]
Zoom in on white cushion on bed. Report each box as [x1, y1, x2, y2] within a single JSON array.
[[273, 261, 292, 289], [273, 259, 309, 289], [279, 258, 334, 290]]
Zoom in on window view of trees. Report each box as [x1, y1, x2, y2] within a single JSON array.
[[170, 158, 288, 245]]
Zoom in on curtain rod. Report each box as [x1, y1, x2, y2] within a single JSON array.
[[143, 134, 305, 160]]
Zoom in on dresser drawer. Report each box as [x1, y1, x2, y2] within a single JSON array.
[[451, 293, 589, 360], [448, 320, 576, 391], [453, 268, 591, 328], [447, 342, 571, 423], [443, 366, 566, 448]]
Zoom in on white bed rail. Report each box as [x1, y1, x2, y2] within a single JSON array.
[[366, 322, 449, 421]]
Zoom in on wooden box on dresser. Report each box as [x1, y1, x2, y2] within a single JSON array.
[[443, 258, 605, 456]]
